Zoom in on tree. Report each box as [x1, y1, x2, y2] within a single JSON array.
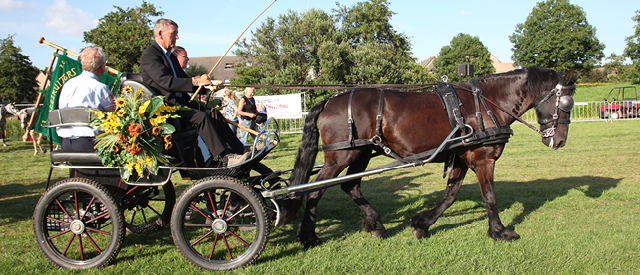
[[0, 34, 40, 102], [432, 33, 495, 83], [509, 0, 604, 74], [234, 1, 433, 107], [624, 10, 640, 82], [83, 1, 162, 73], [235, 9, 349, 105]]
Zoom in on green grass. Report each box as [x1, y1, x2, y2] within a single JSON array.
[[575, 82, 640, 102], [1, 120, 640, 274]]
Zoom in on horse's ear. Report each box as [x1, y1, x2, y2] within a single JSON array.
[[563, 69, 579, 85]]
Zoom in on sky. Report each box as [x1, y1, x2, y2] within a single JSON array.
[[1, 0, 638, 70]]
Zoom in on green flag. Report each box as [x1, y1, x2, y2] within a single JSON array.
[[34, 53, 121, 145]]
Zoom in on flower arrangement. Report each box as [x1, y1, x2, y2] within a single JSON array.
[[89, 86, 183, 181]]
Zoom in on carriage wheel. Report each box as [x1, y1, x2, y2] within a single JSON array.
[[33, 178, 125, 269], [171, 176, 270, 270], [119, 181, 176, 234]]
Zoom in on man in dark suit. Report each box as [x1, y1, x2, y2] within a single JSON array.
[[140, 18, 244, 162]]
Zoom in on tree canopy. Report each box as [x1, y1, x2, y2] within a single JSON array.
[[509, 0, 604, 74], [234, 0, 433, 107], [83, 1, 162, 73], [432, 33, 495, 83], [0, 34, 40, 102], [624, 10, 640, 82]]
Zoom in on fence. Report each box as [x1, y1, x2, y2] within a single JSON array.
[[270, 101, 640, 134]]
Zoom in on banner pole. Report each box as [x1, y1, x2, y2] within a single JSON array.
[[38, 37, 120, 75], [27, 41, 59, 127]]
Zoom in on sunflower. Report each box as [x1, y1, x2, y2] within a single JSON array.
[[152, 126, 162, 136], [122, 86, 133, 93], [116, 109, 126, 117], [115, 98, 126, 108]]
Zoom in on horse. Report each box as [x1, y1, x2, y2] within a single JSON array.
[[0, 103, 19, 147], [281, 67, 579, 248], [16, 107, 48, 155]]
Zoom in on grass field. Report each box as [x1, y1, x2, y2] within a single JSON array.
[[1, 119, 639, 274]]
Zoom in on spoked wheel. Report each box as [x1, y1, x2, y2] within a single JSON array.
[[171, 176, 270, 270], [33, 178, 125, 269], [118, 181, 176, 234]]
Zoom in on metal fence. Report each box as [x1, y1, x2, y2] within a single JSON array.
[[270, 101, 640, 134]]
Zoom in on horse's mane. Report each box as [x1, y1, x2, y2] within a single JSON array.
[[524, 67, 561, 97]]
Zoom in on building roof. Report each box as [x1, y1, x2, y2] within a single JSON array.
[[419, 53, 515, 74], [187, 56, 244, 83]]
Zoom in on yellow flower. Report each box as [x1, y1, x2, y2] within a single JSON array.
[[152, 126, 161, 136], [122, 86, 133, 93], [115, 98, 126, 108], [116, 109, 126, 117]]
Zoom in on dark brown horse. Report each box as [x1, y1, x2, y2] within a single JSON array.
[[281, 67, 579, 248]]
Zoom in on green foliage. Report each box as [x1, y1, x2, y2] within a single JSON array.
[[184, 64, 207, 78], [603, 53, 633, 83], [83, 1, 163, 73], [509, 0, 605, 75], [0, 34, 40, 102], [432, 33, 495, 83], [234, 0, 432, 108], [624, 10, 640, 83]]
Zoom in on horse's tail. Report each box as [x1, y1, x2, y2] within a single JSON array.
[[279, 99, 327, 224]]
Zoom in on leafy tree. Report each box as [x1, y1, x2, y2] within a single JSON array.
[[234, 1, 433, 107], [432, 33, 495, 83], [83, 1, 162, 73], [509, 0, 604, 74], [0, 34, 40, 102], [235, 9, 349, 105], [623, 10, 640, 83], [603, 53, 631, 83]]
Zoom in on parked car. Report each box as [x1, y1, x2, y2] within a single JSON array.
[[599, 86, 639, 119]]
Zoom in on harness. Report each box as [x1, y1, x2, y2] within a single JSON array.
[[322, 84, 514, 169]]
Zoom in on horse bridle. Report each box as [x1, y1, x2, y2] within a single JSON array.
[[534, 79, 576, 138]]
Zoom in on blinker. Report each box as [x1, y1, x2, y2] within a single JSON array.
[[558, 96, 574, 112]]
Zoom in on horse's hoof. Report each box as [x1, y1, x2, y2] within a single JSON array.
[[370, 229, 385, 238], [489, 228, 520, 241], [412, 227, 427, 239]]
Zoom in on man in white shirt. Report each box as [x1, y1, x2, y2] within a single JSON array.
[[57, 47, 115, 151]]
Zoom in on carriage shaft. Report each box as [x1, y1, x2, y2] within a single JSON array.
[[261, 126, 463, 199]]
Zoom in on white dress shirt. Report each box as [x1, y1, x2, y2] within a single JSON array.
[[56, 70, 114, 138]]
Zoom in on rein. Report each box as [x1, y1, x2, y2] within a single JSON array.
[[452, 80, 576, 138]]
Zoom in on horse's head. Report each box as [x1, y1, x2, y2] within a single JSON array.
[[533, 69, 580, 150], [5, 102, 18, 116]]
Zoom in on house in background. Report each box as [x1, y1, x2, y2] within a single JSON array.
[[188, 56, 243, 84], [420, 54, 515, 74]]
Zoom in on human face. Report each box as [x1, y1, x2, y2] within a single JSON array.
[[245, 88, 255, 98], [176, 50, 189, 69], [158, 25, 179, 51]]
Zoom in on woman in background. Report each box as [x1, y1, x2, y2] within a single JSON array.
[[222, 89, 239, 135]]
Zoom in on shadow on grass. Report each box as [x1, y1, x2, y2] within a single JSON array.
[[270, 175, 620, 260]]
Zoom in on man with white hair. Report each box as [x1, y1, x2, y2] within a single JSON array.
[[57, 47, 115, 151], [140, 18, 244, 165]]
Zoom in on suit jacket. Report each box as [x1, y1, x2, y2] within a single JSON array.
[[140, 42, 193, 106]]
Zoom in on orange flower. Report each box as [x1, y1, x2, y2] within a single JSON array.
[[152, 126, 161, 136], [128, 122, 141, 137]]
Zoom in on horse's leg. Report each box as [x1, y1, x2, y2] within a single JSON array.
[[411, 160, 469, 239], [339, 151, 385, 238], [36, 132, 46, 154], [297, 151, 355, 249], [474, 160, 520, 241]]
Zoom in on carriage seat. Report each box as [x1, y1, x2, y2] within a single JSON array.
[[46, 107, 103, 164]]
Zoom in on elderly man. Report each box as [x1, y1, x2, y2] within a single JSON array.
[[140, 18, 244, 164], [57, 47, 115, 151]]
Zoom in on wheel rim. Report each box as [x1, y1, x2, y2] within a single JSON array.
[[184, 188, 258, 261], [40, 189, 118, 264]]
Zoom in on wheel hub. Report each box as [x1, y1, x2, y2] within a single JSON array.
[[211, 218, 228, 234], [69, 220, 85, 234]]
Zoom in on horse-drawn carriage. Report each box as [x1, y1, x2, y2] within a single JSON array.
[[33, 67, 579, 270]]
